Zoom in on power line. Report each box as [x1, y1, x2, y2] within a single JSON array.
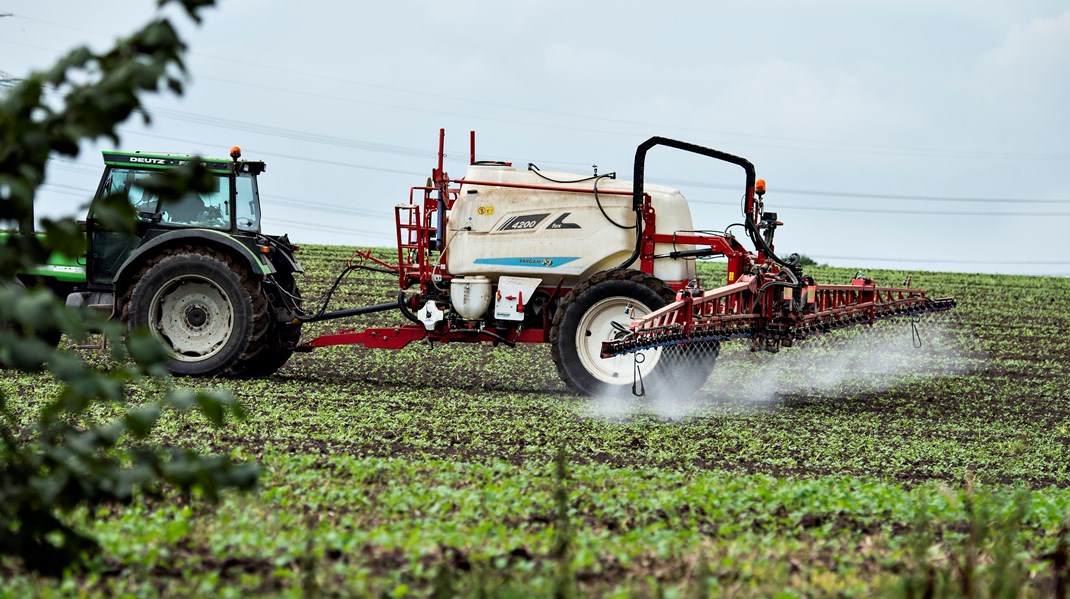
[[47, 151, 1070, 212], [31, 188, 1067, 265], [811, 255, 1070, 265], [53, 130, 1070, 215], [687, 198, 1070, 217], [10, 34, 1060, 208], [662, 178, 1069, 205], [40, 182, 397, 223], [46, 150, 1070, 219], [16, 76, 1065, 217], [143, 106, 434, 159], [277, 219, 394, 240], [113, 128, 428, 177], [262, 195, 393, 221], [91, 107, 1070, 208]]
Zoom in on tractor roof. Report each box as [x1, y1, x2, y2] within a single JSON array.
[[102, 151, 266, 175]]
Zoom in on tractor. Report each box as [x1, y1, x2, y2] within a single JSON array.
[[20, 148, 304, 377]]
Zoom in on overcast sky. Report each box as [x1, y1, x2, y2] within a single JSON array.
[[2, 1, 1068, 276]]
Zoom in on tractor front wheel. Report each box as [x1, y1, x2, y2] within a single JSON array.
[[126, 250, 264, 377]]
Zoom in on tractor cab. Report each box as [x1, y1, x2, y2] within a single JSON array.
[[87, 150, 267, 287]]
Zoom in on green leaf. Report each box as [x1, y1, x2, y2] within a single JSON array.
[[38, 218, 86, 258], [160, 0, 216, 24], [194, 391, 227, 426], [125, 327, 170, 366], [166, 389, 198, 412], [125, 405, 162, 438], [85, 191, 138, 235]]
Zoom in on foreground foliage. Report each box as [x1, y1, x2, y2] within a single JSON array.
[[1, 244, 1067, 595], [0, 0, 256, 576]]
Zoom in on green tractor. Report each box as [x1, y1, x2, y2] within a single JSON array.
[[21, 147, 304, 377]]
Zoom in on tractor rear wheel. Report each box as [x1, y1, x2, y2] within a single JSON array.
[[245, 318, 301, 376], [239, 275, 302, 377], [126, 249, 268, 377], [550, 268, 717, 397]]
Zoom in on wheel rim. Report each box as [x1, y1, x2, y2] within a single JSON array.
[[149, 275, 235, 362], [575, 296, 662, 386]]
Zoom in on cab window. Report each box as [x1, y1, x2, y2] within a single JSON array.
[[99, 168, 158, 216], [98, 167, 230, 230], [159, 176, 229, 229]]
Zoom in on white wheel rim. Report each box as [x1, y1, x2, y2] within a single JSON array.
[[150, 276, 234, 362], [575, 296, 662, 386]]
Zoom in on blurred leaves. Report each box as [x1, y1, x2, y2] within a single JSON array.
[[0, 0, 259, 578], [87, 191, 139, 235]]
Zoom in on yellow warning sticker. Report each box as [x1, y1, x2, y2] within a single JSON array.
[[728, 271, 735, 282], [477, 206, 494, 215]]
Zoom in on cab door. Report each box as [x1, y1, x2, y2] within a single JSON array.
[[85, 166, 158, 288]]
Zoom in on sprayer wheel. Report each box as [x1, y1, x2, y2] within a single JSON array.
[[550, 268, 717, 397]]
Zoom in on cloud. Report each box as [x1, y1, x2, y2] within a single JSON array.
[[721, 60, 909, 139], [610, 57, 914, 149], [970, 10, 1070, 102]]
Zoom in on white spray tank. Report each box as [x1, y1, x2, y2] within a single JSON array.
[[445, 164, 697, 288]]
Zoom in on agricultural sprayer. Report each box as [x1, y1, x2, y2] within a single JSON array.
[[294, 130, 956, 396]]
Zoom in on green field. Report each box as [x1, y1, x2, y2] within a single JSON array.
[[2, 245, 1069, 597]]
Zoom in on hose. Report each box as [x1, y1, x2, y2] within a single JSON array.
[[529, 164, 632, 230], [593, 176, 635, 230], [398, 290, 422, 325], [304, 265, 354, 320]]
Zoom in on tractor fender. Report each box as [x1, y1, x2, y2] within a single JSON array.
[[113, 230, 273, 301]]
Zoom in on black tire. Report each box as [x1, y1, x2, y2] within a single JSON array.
[[248, 319, 301, 376], [238, 277, 302, 377], [126, 249, 266, 377], [550, 269, 718, 397]]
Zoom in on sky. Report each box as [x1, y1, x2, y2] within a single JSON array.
[[1, 0, 1068, 277]]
